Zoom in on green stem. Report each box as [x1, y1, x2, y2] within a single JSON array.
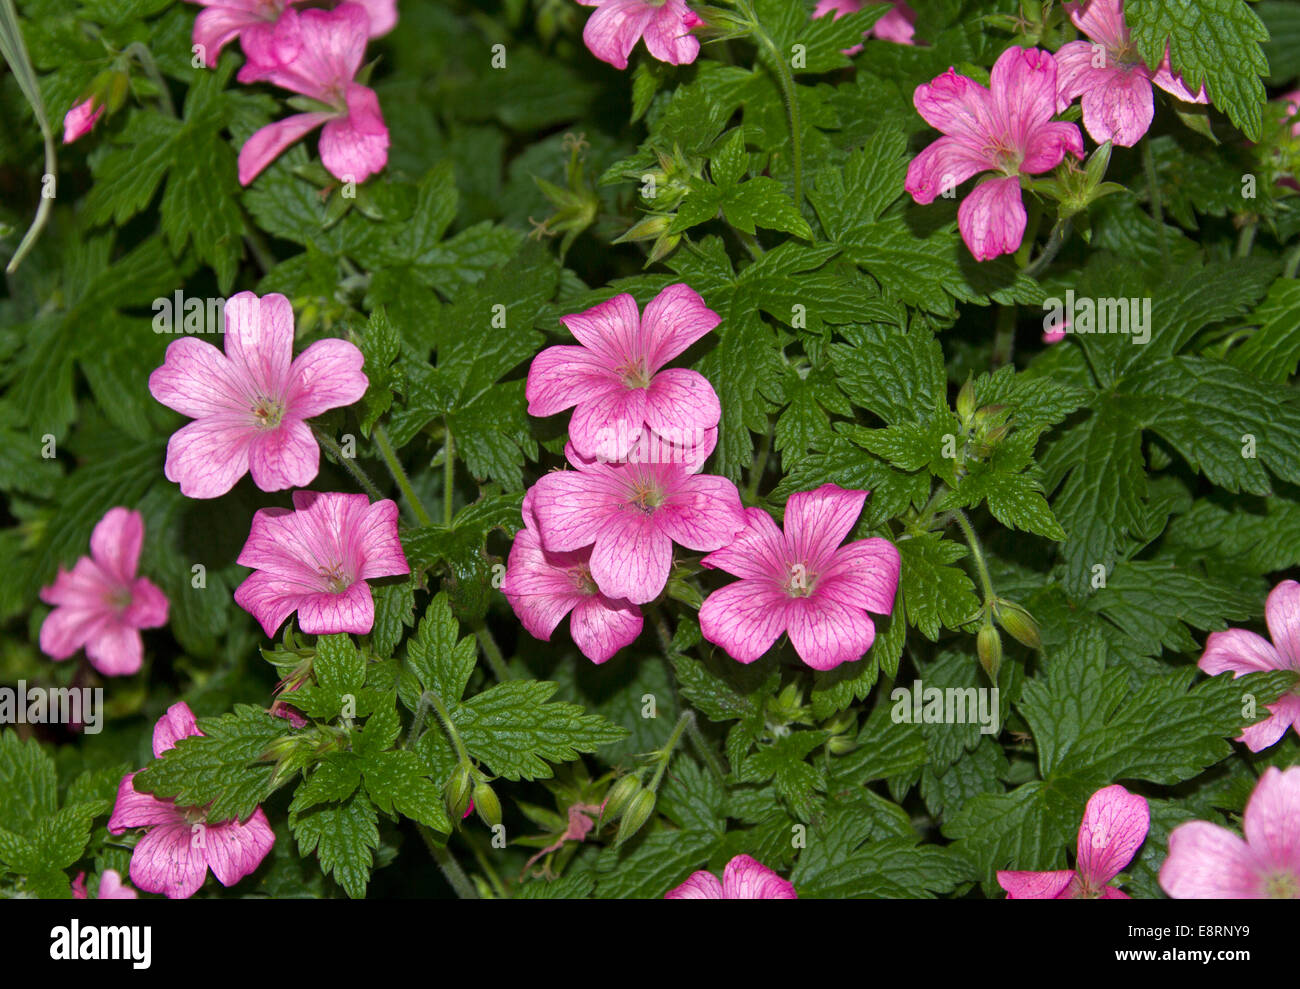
[[1236, 220, 1257, 258], [745, 420, 773, 503], [404, 690, 431, 750], [649, 711, 694, 791], [953, 509, 995, 605], [124, 42, 175, 118], [473, 623, 510, 682], [312, 426, 384, 500], [1284, 242, 1300, 279], [373, 424, 433, 526], [991, 304, 1017, 368], [1022, 218, 1071, 279], [685, 716, 727, 782], [427, 690, 473, 767], [751, 18, 804, 208], [466, 835, 508, 898], [1141, 138, 1169, 269], [1014, 199, 1043, 268], [418, 825, 478, 899], [443, 426, 454, 526]]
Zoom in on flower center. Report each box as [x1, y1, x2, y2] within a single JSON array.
[[617, 358, 651, 389], [626, 479, 665, 513], [252, 396, 285, 430], [985, 137, 1022, 176], [570, 566, 599, 596], [317, 561, 351, 594], [784, 562, 815, 597], [1264, 872, 1299, 898], [182, 805, 206, 826], [104, 586, 133, 615]]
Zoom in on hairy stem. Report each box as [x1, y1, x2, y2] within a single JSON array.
[[418, 826, 478, 899], [474, 623, 511, 682], [443, 426, 454, 526], [373, 424, 433, 526], [312, 426, 385, 500], [751, 18, 804, 208], [1141, 138, 1169, 269], [953, 509, 995, 605]]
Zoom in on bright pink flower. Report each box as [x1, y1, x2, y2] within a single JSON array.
[[998, 784, 1149, 898], [576, 0, 702, 71], [148, 291, 368, 499], [528, 439, 745, 605], [698, 484, 899, 670], [1160, 767, 1300, 899], [234, 491, 409, 637], [905, 46, 1085, 261], [526, 284, 721, 463], [1054, 0, 1208, 148], [186, 0, 396, 69], [39, 508, 168, 677], [236, 3, 390, 185], [813, 0, 916, 54], [108, 702, 275, 899], [72, 869, 138, 899], [1198, 579, 1300, 752], [666, 854, 797, 898], [502, 490, 643, 664], [62, 97, 105, 143]]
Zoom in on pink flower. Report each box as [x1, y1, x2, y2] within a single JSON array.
[[71, 869, 138, 899], [62, 97, 105, 143], [148, 291, 368, 499], [528, 439, 745, 606], [234, 491, 409, 637], [236, 3, 390, 185], [502, 490, 643, 664], [905, 46, 1085, 261], [666, 854, 797, 898], [1054, 0, 1207, 147], [998, 784, 1148, 898], [813, 0, 917, 54], [108, 702, 275, 899], [1198, 579, 1300, 752], [186, 0, 396, 69], [1160, 767, 1300, 899], [576, 0, 702, 71], [39, 508, 169, 677], [698, 484, 899, 671], [526, 284, 722, 463]]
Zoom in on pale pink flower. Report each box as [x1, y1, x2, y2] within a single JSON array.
[[236, 3, 390, 185], [698, 483, 899, 670], [666, 854, 797, 898], [576, 0, 702, 71], [528, 439, 745, 605], [813, 0, 916, 54], [526, 284, 721, 463], [62, 97, 105, 143], [108, 702, 275, 899], [1054, 0, 1208, 148], [1198, 579, 1300, 752], [39, 508, 169, 678], [72, 869, 138, 899], [522, 802, 602, 875], [148, 291, 368, 499], [186, 0, 396, 69], [905, 46, 1085, 261], [502, 490, 643, 664], [1160, 767, 1300, 899], [234, 491, 409, 637], [998, 784, 1149, 898]]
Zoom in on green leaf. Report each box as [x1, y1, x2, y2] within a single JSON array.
[[290, 791, 380, 899], [896, 532, 981, 640]]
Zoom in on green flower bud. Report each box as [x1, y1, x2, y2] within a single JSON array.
[[472, 781, 502, 829], [602, 774, 643, 823], [615, 789, 657, 847], [995, 599, 1042, 651], [445, 764, 472, 821], [978, 623, 1003, 681], [956, 378, 976, 424]]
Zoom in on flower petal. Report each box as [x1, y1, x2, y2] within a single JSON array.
[[153, 701, 201, 757], [109, 772, 185, 834], [569, 594, 643, 664], [89, 507, 144, 584], [819, 537, 901, 615], [1264, 579, 1300, 671], [130, 821, 211, 899], [665, 869, 724, 898], [958, 176, 1027, 261], [1075, 784, 1150, 888], [1199, 628, 1283, 677], [640, 283, 721, 371], [526, 344, 621, 418], [247, 419, 321, 493], [296, 580, 376, 635], [202, 809, 275, 888], [721, 854, 797, 898], [786, 594, 876, 670], [319, 84, 389, 183], [904, 135, 990, 204], [699, 579, 790, 664], [1241, 767, 1300, 876], [286, 337, 368, 419], [996, 869, 1075, 899], [238, 112, 330, 185], [588, 512, 672, 604], [1160, 821, 1263, 898]]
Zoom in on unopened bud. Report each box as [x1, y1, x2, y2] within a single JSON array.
[[994, 599, 1042, 650], [472, 781, 502, 828], [602, 774, 643, 823], [615, 789, 656, 847], [978, 623, 1002, 680], [956, 378, 976, 423], [445, 764, 472, 821]]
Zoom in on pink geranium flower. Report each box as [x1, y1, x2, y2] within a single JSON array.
[[998, 784, 1149, 898], [234, 491, 409, 637], [236, 3, 390, 185], [502, 490, 643, 664], [1198, 579, 1300, 752], [813, 0, 917, 54], [1160, 767, 1300, 899], [905, 46, 1085, 260], [528, 439, 745, 605], [666, 854, 797, 898], [1054, 0, 1208, 148], [698, 484, 899, 671], [39, 507, 169, 677], [62, 96, 105, 143], [576, 0, 702, 71], [186, 0, 396, 69], [526, 284, 721, 463], [71, 869, 138, 899], [108, 702, 275, 899], [148, 291, 368, 499]]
